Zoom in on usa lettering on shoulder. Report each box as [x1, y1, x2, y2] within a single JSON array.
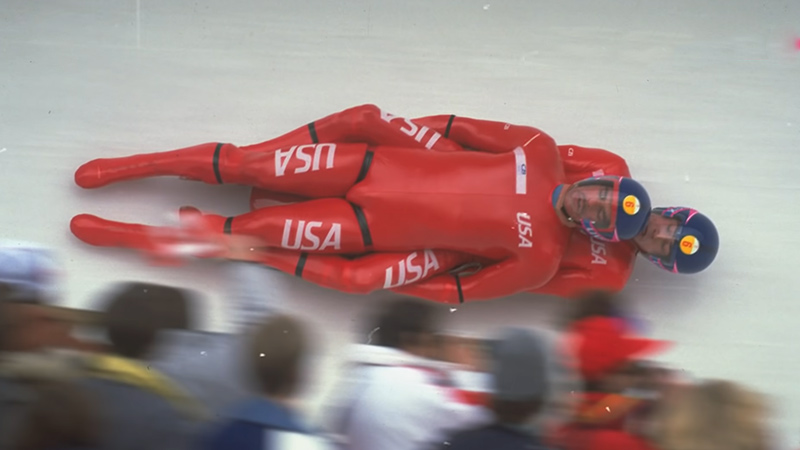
[[379, 109, 442, 150]]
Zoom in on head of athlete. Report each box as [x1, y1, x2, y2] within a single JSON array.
[[633, 207, 719, 274], [554, 176, 651, 243]]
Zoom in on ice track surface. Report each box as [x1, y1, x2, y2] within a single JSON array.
[[1, 0, 799, 447]]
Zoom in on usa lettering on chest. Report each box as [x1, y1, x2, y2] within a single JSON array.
[[517, 212, 533, 248], [275, 144, 336, 177], [383, 250, 441, 288], [380, 110, 442, 150], [590, 238, 607, 265], [281, 219, 342, 251]]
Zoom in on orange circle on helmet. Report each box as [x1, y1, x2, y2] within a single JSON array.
[[679, 235, 700, 255], [622, 195, 640, 215]]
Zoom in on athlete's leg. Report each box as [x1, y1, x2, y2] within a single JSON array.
[[253, 248, 473, 295], [241, 104, 462, 153], [70, 198, 375, 255], [74, 142, 371, 198]]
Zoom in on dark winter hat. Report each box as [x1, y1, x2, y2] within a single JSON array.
[[488, 327, 549, 402]]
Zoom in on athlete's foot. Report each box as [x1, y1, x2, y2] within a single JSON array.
[[74, 157, 149, 189], [74, 159, 109, 189], [70, 214, 157, 250]]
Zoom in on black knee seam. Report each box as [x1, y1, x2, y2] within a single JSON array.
[[356, 150, 374, 183], [307, 123, 319, 143], [349, 203, 373, 248], [295, 253, 308, 277], [444, 115, 456, 138], [223, 217, 233, 234], [212, 143, 224, 184]]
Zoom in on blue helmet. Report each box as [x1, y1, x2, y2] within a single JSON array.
[[646, 207, 719, 274], [573, 176, 652, 242]]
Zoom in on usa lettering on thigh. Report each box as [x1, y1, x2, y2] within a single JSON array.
[[274, 144, 337, 177], [383, 250, 441, 289], [281, 219, 343, 251]]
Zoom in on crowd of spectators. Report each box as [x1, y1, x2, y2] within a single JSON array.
[[0, 244, 773, 450]]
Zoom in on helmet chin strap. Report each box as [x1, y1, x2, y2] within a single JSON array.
[[561, 205, 574, 223], [552, 184, 577, 224]]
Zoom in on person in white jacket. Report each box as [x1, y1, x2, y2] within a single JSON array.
[[321, 298, 493, 450]]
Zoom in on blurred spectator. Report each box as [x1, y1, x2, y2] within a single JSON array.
[[8, 380, 101, 450], [0, 244, 103, 450], [0, 244, 61, 304], [322, 298, 491, 450], [147, 261, 288, 415], [550, 291, 672, 450], [646, 379, 772, 450], [0, 245, 101, 353], [563, 289, 647, 334], [563, 290, 621, 325], [198, 313, 332, 450], [438, 327, 553, 450], [80, 282, 205, 450]]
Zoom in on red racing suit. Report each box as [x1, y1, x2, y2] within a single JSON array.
[[72, 105, 576, 303], [242, 106, 638, 300]]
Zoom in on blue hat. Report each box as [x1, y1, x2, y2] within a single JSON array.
[[0, 245, 60, 303]]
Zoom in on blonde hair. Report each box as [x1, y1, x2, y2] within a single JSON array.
[[652, 379, 770, 450]]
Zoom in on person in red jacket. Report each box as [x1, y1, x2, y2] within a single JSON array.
[[548, 312, 673, 450], [71, 105, 653, 304]]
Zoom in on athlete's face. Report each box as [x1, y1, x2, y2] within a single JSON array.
[[564, 183, 615, 229], [634, 214, 680, 258]]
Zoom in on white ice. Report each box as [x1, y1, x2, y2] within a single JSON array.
[[1, 0, 799, 447]]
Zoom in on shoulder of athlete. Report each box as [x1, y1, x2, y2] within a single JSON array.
[[586, 239, 638, 283]]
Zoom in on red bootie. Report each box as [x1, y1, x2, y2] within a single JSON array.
[[75, 142, 235, 189]]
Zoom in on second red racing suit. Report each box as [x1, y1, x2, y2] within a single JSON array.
[[242, 106, 638, 301], [71, 105, 577, 303]]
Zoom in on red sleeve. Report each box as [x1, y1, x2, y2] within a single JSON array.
[[557, 144, 631, 182], [243, 104, 463, 153], [413, 115, 555, 154], [253, 248, 472, 295], [448, 388, 490, 406], [391, 258, 533, 304]]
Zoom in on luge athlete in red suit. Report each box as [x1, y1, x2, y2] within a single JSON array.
[[71, 105, 655, 303], [245, 142, 643, 299], [246, 139, 718, 300], [238, 106, 717, 299]]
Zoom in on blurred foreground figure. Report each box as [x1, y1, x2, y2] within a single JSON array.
[[80, 282, 204, 450], [146, 260, 292, 415], [646, 379, 773, 450], [0, 244, 105, 450], [552, 291, 673, 450], [321, 298, 492, 450], [199, 314, 333, 450], [438, 327, 553, 450], [8, 380, 102, 450], [0, 244, 101, 353]]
